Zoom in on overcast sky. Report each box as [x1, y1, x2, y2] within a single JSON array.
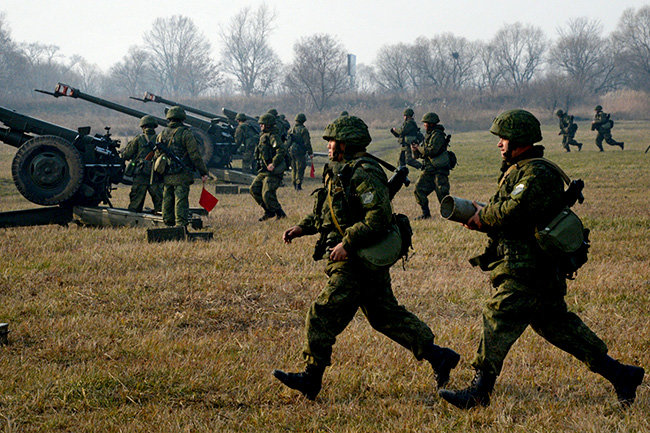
[[2, 0, 648, 71]]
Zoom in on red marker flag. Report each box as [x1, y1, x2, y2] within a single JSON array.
[[199, 184, 218, 212], [309, 156, 315, 178]]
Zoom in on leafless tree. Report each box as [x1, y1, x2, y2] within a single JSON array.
[[144, 15, 221, 97], [374, 43, 413, 92], [284, 34, 349, 111], [492, 23, 546, 92], [475, 42, 504, 93], [612, 6, 650, 92], [220, 5, 281, 96], [355, 63, 379, 94], [108, 46, 153, 96], [0, 13, 29, 97]]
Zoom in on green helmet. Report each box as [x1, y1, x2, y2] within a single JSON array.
[[555, 109, 564, 117], [267, 108, 278, 117], [166, 106, 186, 121], [403, 108, 414, 117], [421, 112, 440, 124], [258, 113, 276, 127], [594, 105, 602, 111], [139, 115, 157, 128], [489, 109, 542, 145], [322, 115, 371, 148], [295, 113, 306, 123], [235, 113, 247, 122], [340, 111, 349, 116]]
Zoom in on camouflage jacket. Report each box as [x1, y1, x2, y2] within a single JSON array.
[[255, 127, 287, 175], [155, 121, 209, 185], [122, 129, 157, 182], [592, 111, 611, 131], [298, 155, 393, 260], [234, 121, 259, 150], [477, 146, 565, 287], [415, 125, 449, 172], [558, 113, 576, 135], [394, 118, 419, 145], [287, 123, 312, 156]]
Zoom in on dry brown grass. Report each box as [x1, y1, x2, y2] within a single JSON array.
[[0, 119, 648, 432]]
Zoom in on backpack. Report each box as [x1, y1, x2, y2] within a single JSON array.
[[446, 134, 457, 170]]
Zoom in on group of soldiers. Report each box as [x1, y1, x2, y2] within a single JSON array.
[[555, 105, 624, 152]]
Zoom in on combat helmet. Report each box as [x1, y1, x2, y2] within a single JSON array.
[[166, 106, 186, 121], [594, 105, 603, 111], [258, 113, 276, 127], [489, 109, 542, 145], [421, 112, 440, 124], [403, 108, 414, 117], [295, 113, 307, 123], [267, 108, 279, 117], [235, 112, 247, 122], [322, 115, 371, 149], [340, 111, 349, 117], [139, 115, 157, 128], [555, 109, 564, 117]]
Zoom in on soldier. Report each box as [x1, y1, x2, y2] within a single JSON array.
[[234, 113, 259, 174], [339, 110, 349, 117], [287, 113, 313, 191], [267, 109, 288, 142], [411, 112, 451, 220], [121, 115, 162, 213], [273, 115, 460, 400], [555, 109, 582, 152], [154, 106, 209, 227], [390, 108, 423, 170], [278, 114, 291, 140], [591, 105, 624, 151], [438, 109, 644, 409], [250, 113, 287, 220]]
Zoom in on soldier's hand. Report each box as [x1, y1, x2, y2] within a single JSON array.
[[201, 175, 209, 183], [283, 226, 303, 244], [267, 163, 275, 172], [329, 242, 348, 261], [463, 201, 485, 232]]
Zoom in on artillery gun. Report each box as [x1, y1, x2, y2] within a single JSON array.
[[38, 83, 237, 169], [222, 107, 261, 133]]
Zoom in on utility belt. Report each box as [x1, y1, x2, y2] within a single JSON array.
[[469, 239, 535, 270]]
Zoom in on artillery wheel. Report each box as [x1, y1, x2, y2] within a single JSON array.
[[12, 135, 84, 206], [189, 128, 214, 167], [210, 146, 233, 168]]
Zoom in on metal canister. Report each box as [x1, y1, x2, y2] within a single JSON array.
[[440, 196, 484, 223]]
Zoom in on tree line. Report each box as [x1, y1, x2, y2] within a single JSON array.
[[0, 6, 649, 113]]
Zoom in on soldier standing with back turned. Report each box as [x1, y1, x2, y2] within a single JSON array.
[[287, 113, 313, 191], [555, 109, 582, 152], [591, 105, 624, 151], [122, 115, 162, 213], [273, 115, 459, 401], [391, 108, 422, 169], [154, 106, 209, 227], [234, 113, 259, 174], [438, 109, 644, 410]]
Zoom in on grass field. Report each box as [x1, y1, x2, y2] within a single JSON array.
[[0, 119, 648, 432]]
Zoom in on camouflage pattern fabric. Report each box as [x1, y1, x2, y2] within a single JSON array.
[[394, 118, 422, 169], [122, 129, 162, 212], [235, 121, 260, 173], [250, 127, 286, 213], [297, 155, 435, 367], [592, 110, 623, 151], [557, 113, 581, 151], [162, 183, 190, 227], [413, 125, 450, 208], [128, 183, 162, 213], [471, 145, 608, 376], [288, 123, 312, 187]]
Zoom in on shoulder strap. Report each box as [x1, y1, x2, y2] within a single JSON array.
[[498, 157, 571, 188]]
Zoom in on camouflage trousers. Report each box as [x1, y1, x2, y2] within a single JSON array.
[[414, 170, 450, 211], [162, 183, 191, 227], [290, 154, 307, 186], [398, 145, 422, 169], [250, 173, 283, 213], [472, 277, 608, 376], [561, 134, 581, 152], [303, 259, 435, 368], [241, 147, 256, 174], [595, 129, 622, 151], [128, 182, 162, 213]]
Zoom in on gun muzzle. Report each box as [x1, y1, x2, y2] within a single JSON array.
[[440, 196, 484, 223]]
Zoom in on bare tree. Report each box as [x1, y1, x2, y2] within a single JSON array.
[[144, 15, 221, 96], [374, 43, 413, 92], [108, 46, 153, 96], [613, 6, 650, 92], [492, 23, 546, 92], [284, 34, 349, 111], [0, 13, 29, 97], [355, 63, 378, 94], [220, 5, 281, 96], [475, 42, 504, 93]]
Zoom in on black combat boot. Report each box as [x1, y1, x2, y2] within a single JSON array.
[[592, 354, 644, 407], [296, 183, 302, 191], [415, 207, 431, 220], [276, 208, 287, 219], [425, 343, 461, 388], [438, 369, 496, 409], [618, 141, 625, 150], [273, 364, 325, 400], [577, 142, 583, 151], [259, 210, 275, 221]]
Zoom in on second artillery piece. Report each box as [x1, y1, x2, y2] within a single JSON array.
[[38, 83, 238, 169]]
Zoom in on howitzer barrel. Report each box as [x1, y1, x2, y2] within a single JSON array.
[[142, 92, 229, 122], [222, 107, 258, 124], [0, 105, 79, 147], [440, 196, 485, 223]]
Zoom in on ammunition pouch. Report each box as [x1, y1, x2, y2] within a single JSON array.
[[153, 155, 168, 174], [124, 161, 137, 178], [355, 213, 412, 270]]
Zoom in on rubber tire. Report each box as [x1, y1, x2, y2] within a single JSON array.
[[12, 135, 84, 205]]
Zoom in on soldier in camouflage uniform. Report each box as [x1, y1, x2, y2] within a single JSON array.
[[273, 115, 460, 400], [411, 112, 451, 220], [555, 109, 582, 152], [267, 109, 288, 142], [250, 113, 288, 220], [234, 113, 259, 173], [121, 115, 162, 213], [287, 113, 313, 191], [391, 108, 422, 169], [591, 105, 624, 151], [154, 106, 209, 227], [438, 109, 644, 409]]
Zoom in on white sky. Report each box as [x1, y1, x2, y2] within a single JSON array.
[[2, 0, 648, 71]]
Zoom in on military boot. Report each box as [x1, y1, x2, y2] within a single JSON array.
[[273, 364, 325, 400], [415, 207, 431, 220], [577, 142, 583, 151], [424, 343, 461, 388], [438, 369, 496, 409], [592, 355, 644, 407], [259, 210, 275, 221], [276, 208, 287, 220], [618, 141, 625, 150]]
